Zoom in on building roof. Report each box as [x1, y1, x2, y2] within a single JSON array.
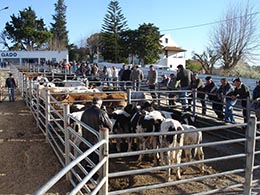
[[163, 46, 186, 52]]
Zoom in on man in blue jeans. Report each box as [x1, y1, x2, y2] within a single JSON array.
[[5, 73, 17, 102], [176, 64, 193, 111]]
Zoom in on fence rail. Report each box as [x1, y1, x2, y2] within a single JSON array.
[[10, 69, 259, 195]]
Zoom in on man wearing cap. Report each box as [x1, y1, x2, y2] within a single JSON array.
[[232, 78, 250, 123], [146, 65, 158, 99], [204, 76, 224, 120], [190, 73, 206, 115], [218, 78, 235, 124], [80, 97, 113, 178], [159, 74, 170, 89], [176, 64, 193, 111]]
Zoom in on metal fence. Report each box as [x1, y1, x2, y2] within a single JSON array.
[[12, 70, 260, 195]]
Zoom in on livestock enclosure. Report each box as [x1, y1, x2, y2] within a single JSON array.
[[9, 66, 260, 195]]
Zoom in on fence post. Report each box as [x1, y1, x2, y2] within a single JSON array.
[[127, 88, 132, 104], [36, 86, 40, 129], [63, 103, 71, 180], [45, 89, 50, 141], [244, 116, 256, 195], [99, 128, 109, 195], [246, 97, 251, 123], [192, 88, 197, 116]]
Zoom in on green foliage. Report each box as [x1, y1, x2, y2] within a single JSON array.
[[101, 0, 128, 62], [136, 23, 161, 65], [68, 44, 89, 62], [4, 6, 52, 50], [50, 0, 68, 50], [186, 59, 202, 72]]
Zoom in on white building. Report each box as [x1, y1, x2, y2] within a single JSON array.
[[0, 50, 68, 65], [157, 34, 186, 70]]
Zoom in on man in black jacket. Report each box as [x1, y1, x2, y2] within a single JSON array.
[[232, 78, 250, 123], [80, 97, 113, 179], [5, 73, 17, 102]]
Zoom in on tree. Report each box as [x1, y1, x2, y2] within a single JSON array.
[[101, 0, 128, 62], [136, 23, 162, 65], [209, 3, 259, 70], [87, 33, 102, 63], [192, 48, 220, 74], [4, 7, 52, 51], [50, 0, 68, 50], [119, 29, 139, 64]]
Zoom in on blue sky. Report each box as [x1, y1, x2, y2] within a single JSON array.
[[0, 0, 259, 61]]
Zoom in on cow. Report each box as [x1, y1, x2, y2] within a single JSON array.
[[110, 104, 140, 152], [131, 110, 165, 166], [159, 118, 184, 181]]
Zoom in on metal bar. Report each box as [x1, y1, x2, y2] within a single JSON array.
[[34, 140, 106, 195], [244, 117, 256, 195]]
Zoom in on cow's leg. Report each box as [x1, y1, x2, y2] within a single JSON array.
[[137, 139, 145, 165], [175, 149, 182, 180], [127, 137, 132, 152], [152, 137, 159, 165], [167, 150, 173, 181], [116, 139, 122, 152], [197, 146, 205, 173], [185, 148, 192, 162]]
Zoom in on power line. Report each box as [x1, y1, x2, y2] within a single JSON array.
[[161, 11, 260, 32]]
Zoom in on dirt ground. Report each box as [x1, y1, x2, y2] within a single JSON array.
[[0, 69, 71, 195], [0, 69, 259, 195]]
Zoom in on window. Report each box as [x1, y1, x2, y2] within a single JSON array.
[[165, 38, 168, 44]]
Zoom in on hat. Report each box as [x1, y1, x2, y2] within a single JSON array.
[[177, 64, 183, 69], [92, 97, 102, 105], [170, 73, 175, 77], [233, 78, 241, 83], [205, 76, 212, 81]]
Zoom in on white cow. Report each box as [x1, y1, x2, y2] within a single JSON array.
[[160, 118, 184, 181]]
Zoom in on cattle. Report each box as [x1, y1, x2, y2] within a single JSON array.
[[182, 124, 205, 173], [131, 110, 165, 166], [159, 118, 184, 181], [110, 104, 140, 152]]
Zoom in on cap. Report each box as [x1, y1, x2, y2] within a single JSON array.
[[170, 73, 175, 77], [205, 76, 212, 81], [233, 78, 241, 83], [177, 64, 183, 69], [92, 97, 102, 105]]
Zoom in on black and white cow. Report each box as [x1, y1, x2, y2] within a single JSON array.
[[110, 104, 140, 152], [159, 118, 184, 181], [131, 110, 165, 165]]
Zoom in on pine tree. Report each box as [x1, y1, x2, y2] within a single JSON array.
[[101, 0, 128, 62], [50, 0, 68, 50]]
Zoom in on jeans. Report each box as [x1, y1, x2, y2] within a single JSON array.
[[225, 99, 236, 124], [8, 88, 15, 102], [180, 86, 190, 110]]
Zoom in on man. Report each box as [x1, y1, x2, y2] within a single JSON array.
[[252, 80, 260, 127], [146, 65, 158, 99], [218, 78, 235, 124], [204, 76, 224, 120], [176, 64, 193, 111], [5, 73, 17, 102], [167, 73, 178, 106], [232, 78, 250, 123], [130, 65, 144, 91], [159, 74, 170, 89], [80, 97, 113, 179], [190, 73, 206, 115]]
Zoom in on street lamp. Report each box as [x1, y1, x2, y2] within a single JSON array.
[[0, 6, 8, 12]]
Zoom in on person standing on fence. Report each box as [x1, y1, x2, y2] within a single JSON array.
[[218, 78, 236, 124], [204, 76, 224, 120], [146, 65, 158, 100], [176, 64, 193, 111], [80, 97, 113, 179], [5, 73, 17, 102], [130, 65, 144, 91], [232, 78, 250, 124], [189, 73, 206, 115]]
